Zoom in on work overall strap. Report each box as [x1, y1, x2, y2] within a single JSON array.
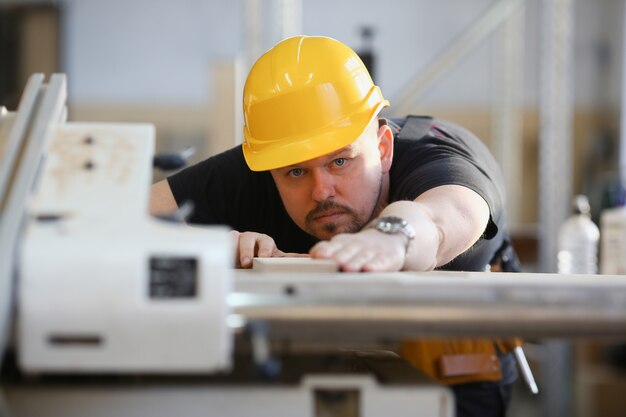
[[396, 115, 434, 141]]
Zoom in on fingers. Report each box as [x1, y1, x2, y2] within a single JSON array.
[[232, 231, 280, 268], [338, 249, 379, 272], [229, 230, 243, 267], [310, 231, 405, 272], [256, 235, 277, 258]]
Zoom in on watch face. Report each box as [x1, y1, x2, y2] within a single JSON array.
[[367, 216, 415, 255], [380, 220, 399, 233], [378, 217, 403, 232], [371, 216, 415, 240]]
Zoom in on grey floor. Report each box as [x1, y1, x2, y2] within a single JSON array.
[[509, 378, 541, 417]]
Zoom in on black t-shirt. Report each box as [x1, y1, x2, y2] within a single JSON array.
[[167, 145, 318, 253], [167, 116, 508, 271]]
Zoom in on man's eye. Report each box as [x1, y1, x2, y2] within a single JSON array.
[[333, 158, 346, 167], [289, 168, 304, 177]]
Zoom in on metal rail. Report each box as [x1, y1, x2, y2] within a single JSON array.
[[231, 270, 626, 342]]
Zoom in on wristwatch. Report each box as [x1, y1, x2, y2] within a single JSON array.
[[366, 216, 415, 255]]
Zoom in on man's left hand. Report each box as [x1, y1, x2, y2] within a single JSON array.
[[309, 229, 406, 272]]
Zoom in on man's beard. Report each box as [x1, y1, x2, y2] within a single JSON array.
[[304, 176, 383, 239], [305, 200, 362, 237]]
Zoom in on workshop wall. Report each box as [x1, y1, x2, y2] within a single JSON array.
[[61, 0, 623, 108]]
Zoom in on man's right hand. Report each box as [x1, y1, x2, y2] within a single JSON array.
[[230, 230, 307, 268]]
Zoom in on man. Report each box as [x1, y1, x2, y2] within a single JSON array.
[[150, 36, 518, 417]]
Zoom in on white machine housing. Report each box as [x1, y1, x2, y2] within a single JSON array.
[[17, 114, 233, 373]]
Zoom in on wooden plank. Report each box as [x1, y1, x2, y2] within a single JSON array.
[[252, 257, 338, 272]]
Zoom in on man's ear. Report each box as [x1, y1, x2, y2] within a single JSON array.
[[377, 124, 394, 173]]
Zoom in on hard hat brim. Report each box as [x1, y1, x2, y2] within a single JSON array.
[[242, 98, 389, 172]]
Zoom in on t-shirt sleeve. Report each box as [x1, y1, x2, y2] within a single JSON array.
[[166, 146, 263, 226], [391, 121, 505, 240]]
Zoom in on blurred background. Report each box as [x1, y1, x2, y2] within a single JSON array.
[[2, 0, 626, 415]]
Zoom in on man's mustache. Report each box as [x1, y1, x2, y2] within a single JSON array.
[[305, 200, 354, 225]]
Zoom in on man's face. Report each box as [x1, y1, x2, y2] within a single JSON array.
[[270, 121, 391, 241]]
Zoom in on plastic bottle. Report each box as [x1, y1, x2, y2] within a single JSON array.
[[557, 195, 600, 274]]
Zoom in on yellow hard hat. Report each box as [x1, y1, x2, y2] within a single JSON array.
[[242, 36, 389, 171]]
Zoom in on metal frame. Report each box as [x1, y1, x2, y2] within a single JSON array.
[[492, 4, 525, 227], [389, 0, 525, 117], [0, 74, 66, 365], [538, 0, 575, 274]]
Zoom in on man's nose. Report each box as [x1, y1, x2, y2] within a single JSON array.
[[310, 169, 336, 202]]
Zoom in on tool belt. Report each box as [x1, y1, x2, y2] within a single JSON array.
[[401, 238, 523, 385], [400, 338, 522, 385]]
